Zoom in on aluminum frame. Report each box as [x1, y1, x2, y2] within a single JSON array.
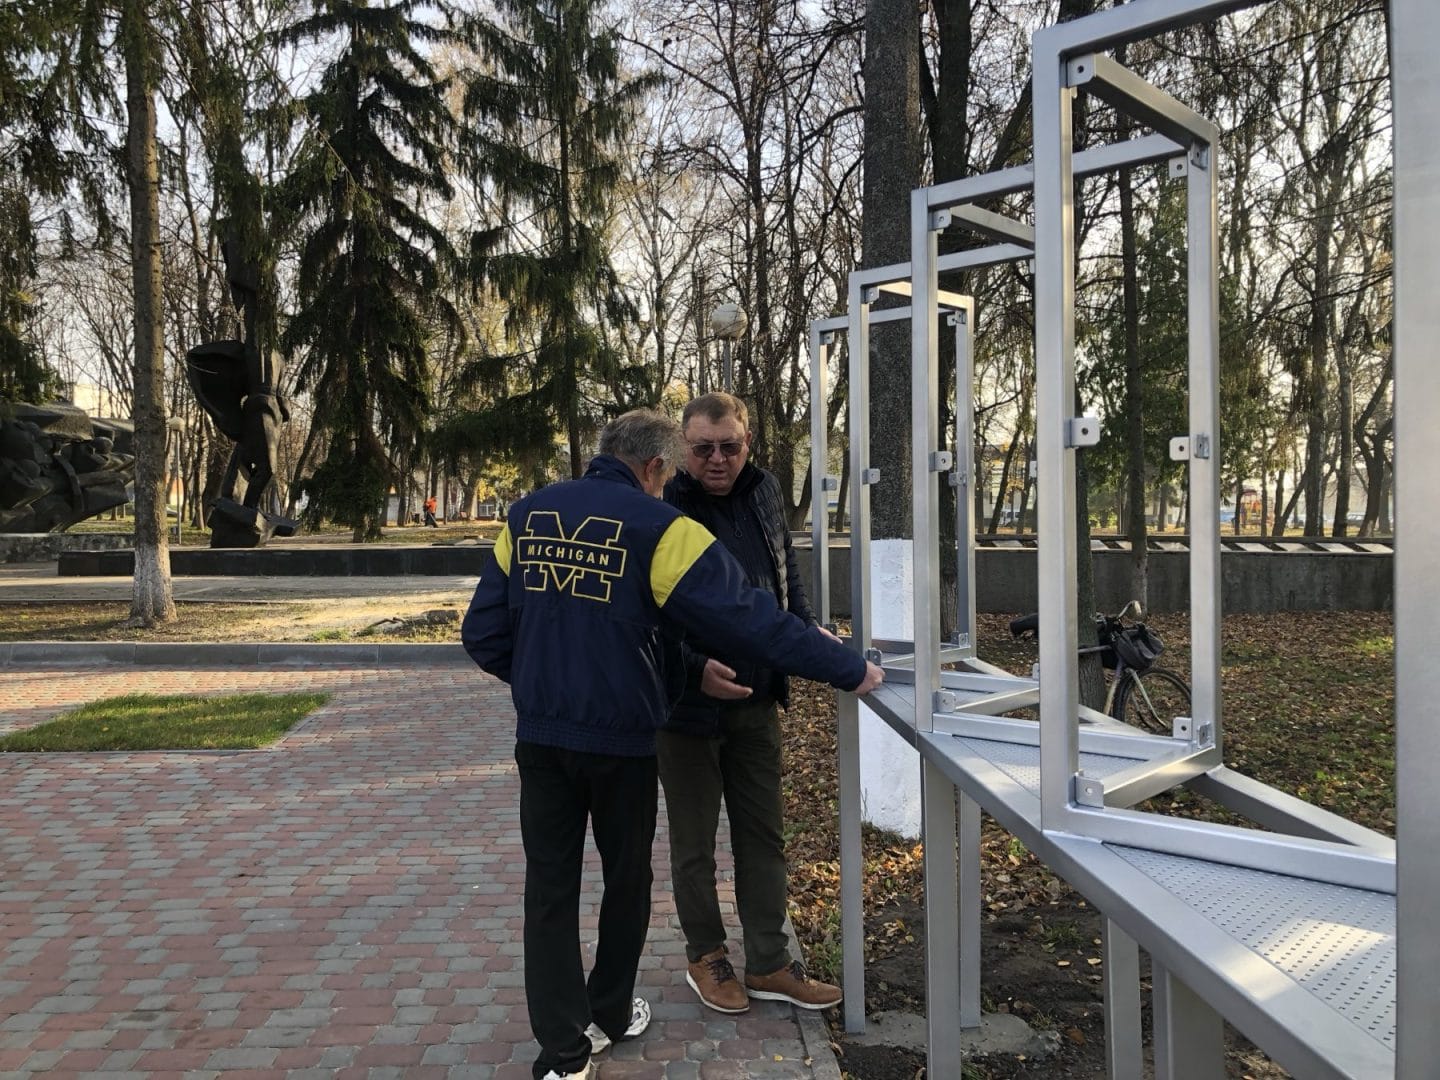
[[1392, 0, 1440, 1071]]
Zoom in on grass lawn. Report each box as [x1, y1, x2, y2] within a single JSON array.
[[0, 691, 329, 752]]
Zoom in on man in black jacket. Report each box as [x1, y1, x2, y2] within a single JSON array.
[[464, 409, 881, 1080], [660, 392, 844, 1014]]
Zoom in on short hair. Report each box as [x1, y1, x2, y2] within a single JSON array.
[[681, 392, 749, 432], [598, 409, 688, 469]]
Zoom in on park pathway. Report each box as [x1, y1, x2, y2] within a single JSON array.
[[0, 664, 839, 1078]]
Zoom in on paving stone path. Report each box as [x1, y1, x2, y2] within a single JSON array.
[[0, 665, 840, 1078]]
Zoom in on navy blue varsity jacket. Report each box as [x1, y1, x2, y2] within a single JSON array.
[[461, 454, 867, 756]]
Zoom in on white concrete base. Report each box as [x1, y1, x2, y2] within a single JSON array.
[[860, 538, 923, 838]]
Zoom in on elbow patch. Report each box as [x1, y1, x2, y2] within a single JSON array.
[[650, 516, 714, 608]]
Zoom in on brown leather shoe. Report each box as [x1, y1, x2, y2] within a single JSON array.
[[685, 947, 750, 1014], [744, 959, 843, 1010]]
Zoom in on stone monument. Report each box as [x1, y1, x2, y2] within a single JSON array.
[[0, 402, 136, 532], [185, 223, 297, 548]]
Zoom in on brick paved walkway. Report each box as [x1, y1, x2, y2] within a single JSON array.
[[0, 666, 840, 1078]]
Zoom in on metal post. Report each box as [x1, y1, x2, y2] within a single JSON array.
[[1151, 965, 1224, 1080], [1031, 29, 1081, 831], [921, 759, 962, 1066], [847, 275, 874, 658], [721, 339, 733, 393], [809, 324, 833, 628], [958, 790, 981, 1030], [837, 690, 866, 1033], [1393, 1, 1440, 1073], [910, 187, 941, 736], [1102, 919, 1142, 1080], [1186, 139, 1222, 752], [952, 303, 977, 656]]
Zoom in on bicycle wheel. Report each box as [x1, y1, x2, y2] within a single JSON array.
[[1113, 668, 1192, 734]]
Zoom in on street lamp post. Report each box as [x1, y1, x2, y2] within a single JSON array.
[[709, 303, 748, 393]]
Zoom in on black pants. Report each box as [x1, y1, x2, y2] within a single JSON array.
[[656, 701, 790, 975], [516, 740, 657, 1079]]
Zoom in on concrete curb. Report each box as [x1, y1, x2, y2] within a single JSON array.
[[0, 641, 472, 667]]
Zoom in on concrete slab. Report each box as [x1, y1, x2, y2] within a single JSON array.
[[846, 1008, 1059, 1060]]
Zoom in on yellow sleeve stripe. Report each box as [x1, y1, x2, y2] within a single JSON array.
[[651, 516, 715, 608], [492, 523, 513, 575]]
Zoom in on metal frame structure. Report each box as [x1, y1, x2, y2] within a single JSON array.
[[810, 0, 1428, 1075]]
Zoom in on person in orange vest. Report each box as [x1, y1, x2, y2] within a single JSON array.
[[423, 495, 439, 527]]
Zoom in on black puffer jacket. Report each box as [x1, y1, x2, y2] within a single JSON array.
[[663, 463, 816, 735]]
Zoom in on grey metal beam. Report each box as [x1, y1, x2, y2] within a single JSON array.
[[924, 133, 1183, 210], [1393, 0, 1440, 1072], [959, 791, 982, 1029], [1067, 53, 1219, 148], [910, 187, 942, 738], [1188, 767, 1394, 854], [921, 759, 962, 1064], [1035, 0, 1265, 57], [809, 323, 833, 628], [953, 301, 978, 656], [950, 204, 1035, 248], [1103, 919, 1143, 1080], [1152, 965, 1225, 1080], [837, 691, 866, 1033], [1032, 26, 1081, 832]]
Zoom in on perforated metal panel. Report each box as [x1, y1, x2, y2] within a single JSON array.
[[1111, 845, 1396, 1049], [956, 737, 1142, 797]]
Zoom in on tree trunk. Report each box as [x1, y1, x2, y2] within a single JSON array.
[[1332, 350, 1353, 536], [1271, 468, 1287, 537], [123, 0, 175, 626], [860, 0, 921, 543]]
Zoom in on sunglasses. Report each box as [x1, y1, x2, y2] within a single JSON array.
[[688, 440, 745, 459]]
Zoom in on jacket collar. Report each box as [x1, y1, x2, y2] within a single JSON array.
[[584, 454, 644, 490], [673, 460, 763, 501]]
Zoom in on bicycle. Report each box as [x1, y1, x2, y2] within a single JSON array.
[[1008, 601, 1192, 735]]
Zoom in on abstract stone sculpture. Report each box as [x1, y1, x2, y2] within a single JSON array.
[[0, 402, 136, 533], [185, 223, 297, 548]]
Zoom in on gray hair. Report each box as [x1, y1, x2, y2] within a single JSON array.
[[598, 409, 688, 469]]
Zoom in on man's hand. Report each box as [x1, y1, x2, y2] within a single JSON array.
[[701, 659, 753, 700], [815, 624, 843, 644], [851, 660, 885, 696]]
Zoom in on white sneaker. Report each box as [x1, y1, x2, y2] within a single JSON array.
[[540, 1064, 594, 1080], [585, 996, 652, 1053]]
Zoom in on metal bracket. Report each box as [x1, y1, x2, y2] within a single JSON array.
[[934, 690, 959, 714], [1189, 144, 1210, 170], [1169, 436, 1190, 461], [864, 648, 884, 664], [1075, 774, 1106, 808], [929, 450, 954, 472], [1168, 156, 1189, 179], [1193, 433, 1211, 459], [821, 475, 839, 492], [1172, 716, 1192, 740], [1064, 54, 1097, 88], [1065, 416, 1101, 448], [950, 632, 971, 649], [862, 286, 880, 304], [861, 467, 881, 485], [820, 331, 836, 346], [930, 208, 952, 231], [1028, 460, 1038, 479], [1194, 719, 1214, 747], [949, 468, 967, 490]]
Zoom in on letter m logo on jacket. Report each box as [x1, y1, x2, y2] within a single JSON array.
[[515, 511, 628, 602]]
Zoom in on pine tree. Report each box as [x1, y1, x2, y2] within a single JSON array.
[[279, 0, 465, 540], [459, 0, 657, 478]]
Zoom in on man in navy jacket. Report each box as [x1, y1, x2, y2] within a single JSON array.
[[463, 409, 882, 1080]]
